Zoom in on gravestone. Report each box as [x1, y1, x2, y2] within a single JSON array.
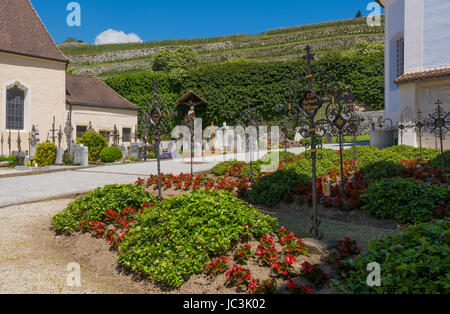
[[160, 141, 171, 153], [55, 147, 65, 164], [117, 145, 128, 159], [294, 132, 304, 142], [73, 144, 89, 166], [370, 129, 395, 148], [129, 142, 142, 159]]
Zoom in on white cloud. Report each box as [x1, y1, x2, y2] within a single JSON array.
[[94, 29, 143, 45]]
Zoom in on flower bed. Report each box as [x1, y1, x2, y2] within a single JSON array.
[[331, 220, 450, 294], [118, 190, 277, 288]]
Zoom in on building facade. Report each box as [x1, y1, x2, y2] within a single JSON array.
[[379, 0, 450, 149], [0, 0, 139, 156]]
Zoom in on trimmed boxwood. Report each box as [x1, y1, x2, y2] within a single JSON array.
[[332, 220, 450, 294], [118, 190, 277, 288], [100, 146, 123, 163], [34, 142, 57, 166], [361, 178, 449, 223], [52, 184, 155, 233]]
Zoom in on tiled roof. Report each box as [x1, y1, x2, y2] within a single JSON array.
[[66, 74, 139, 111], [0, 0, 68, 63], [395, 67, 450, 85]]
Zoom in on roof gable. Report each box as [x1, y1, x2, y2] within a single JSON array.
[[0, 0, 68, 63], [66, 74, 139, 111]]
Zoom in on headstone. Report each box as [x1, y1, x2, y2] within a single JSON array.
[[73, 144, 89, 166], [370, 129, 395, 148], [294, 132, 303, 142], [168, 141, 179, 154], [55, 147, 65, 164], [129, 142, 142, 159], [117, 145, 128, 159], [160, 141, 171, 153]]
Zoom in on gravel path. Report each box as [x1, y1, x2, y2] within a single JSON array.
[[0, 199, 159, 294]]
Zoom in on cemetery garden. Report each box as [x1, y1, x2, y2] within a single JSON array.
[[1, 43, 448, 295], [49, 142, 449, 294]]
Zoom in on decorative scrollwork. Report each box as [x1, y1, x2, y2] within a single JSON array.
[[286, 45, 357, 240], [140, 81, 177, 200]]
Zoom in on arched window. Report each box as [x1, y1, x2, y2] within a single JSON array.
[[6, 86, 25, 130]]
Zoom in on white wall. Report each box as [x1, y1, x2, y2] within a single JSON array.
[[423, 0, 450, 69], [385, 0, 405, 122], [404, 0, 423, 73]]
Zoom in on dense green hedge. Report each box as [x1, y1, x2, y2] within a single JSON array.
[[361, 178, 450, 224], [333, 220, 450, 294], [105, 52, 384, 129]]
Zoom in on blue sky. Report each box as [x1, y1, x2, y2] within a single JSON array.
[[30, 0, 383, 44]]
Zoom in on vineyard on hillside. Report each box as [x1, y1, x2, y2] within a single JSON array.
[[60, 17, 385, 77]]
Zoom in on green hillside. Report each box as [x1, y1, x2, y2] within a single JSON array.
[[60, 17, 385, 78]]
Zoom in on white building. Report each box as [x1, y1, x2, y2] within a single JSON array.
[[379, 0, 449, 149]]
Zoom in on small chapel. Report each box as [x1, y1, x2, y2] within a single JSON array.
[[0, 0, 139, 155]]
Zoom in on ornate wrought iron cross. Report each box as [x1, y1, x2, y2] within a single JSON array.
[[239, 103, 264, 182], [275, 91, 300, 162], [140, 81, 177, 200], [325, 89, 356, 190], [49, 116, 57, 144], [290, 45, 334, 240], [182, 110, 196, 176], [8, 130, 11, 155], [17, 131, 22, 153], [426, 100, 449, 170], [413, 110, 426, 160], [64, 112, 73, 155], [58, 125, 64, 148]]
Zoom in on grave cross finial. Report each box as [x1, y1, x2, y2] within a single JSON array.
[[302, 45, 315, 88]]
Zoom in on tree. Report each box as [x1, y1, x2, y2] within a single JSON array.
[[356, 10, 362, 18], [152, 47, 200, 72]]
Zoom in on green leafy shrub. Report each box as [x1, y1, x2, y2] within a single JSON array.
[[430, 150, 450, 171], [248, 168, 308, 206], [0, 156, 7, 162], [7, 155, 17, 166], [384, 145, 441, 162], [76, 131, 108, 164], [118, 190, 277, 288], [152, 46, 200, 72], [332, 220, 450, 294], [100, 146, 123, 163], [248, 149, 339, 205], [52, 184, 155, 233], [360, 160, 406, 181], [34, 142, 57, 166], [361, 178, 449, 223]]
